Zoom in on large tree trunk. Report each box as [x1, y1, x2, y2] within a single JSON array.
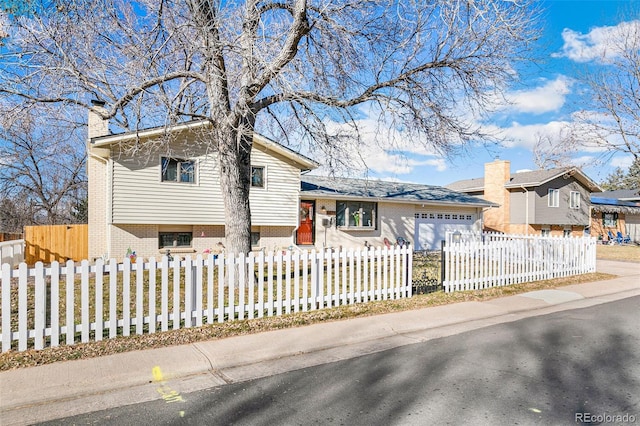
[[217, 117, 254, 256]]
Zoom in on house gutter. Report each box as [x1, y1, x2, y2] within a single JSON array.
[[520, 184, 529, 235]]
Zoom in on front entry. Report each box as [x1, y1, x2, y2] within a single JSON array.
[[297, 201, 315, 245]]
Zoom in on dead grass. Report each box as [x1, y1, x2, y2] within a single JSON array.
[[596, 244, 640, 262], [0, 271, 615, 372]]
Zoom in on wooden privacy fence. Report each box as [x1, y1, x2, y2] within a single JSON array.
[[24, 224, 88, 265], [442, 233, 596, 293], [0, 233, 23, 242], [0, 246, 412, 352]]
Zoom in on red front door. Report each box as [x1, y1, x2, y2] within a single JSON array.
[[297, 201, 314, 245]]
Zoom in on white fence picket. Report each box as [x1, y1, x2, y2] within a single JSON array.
[[0, 247, 411, 353], [443, 233, 596, 293]]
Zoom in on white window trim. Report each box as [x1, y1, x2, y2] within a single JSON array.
[[159, 156, 197, 184], [570, 191, 580, 209], [251, 165, 267, 189], [337, 201, 377, 230], [548, 188, 559, 208]]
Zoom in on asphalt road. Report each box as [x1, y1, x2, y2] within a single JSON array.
[[41, 296, 640, 426]]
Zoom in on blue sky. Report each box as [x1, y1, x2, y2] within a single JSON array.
[[344, 0, 639, 188]]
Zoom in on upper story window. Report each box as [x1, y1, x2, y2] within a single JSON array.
[[336, 201, 377, 229], [548, 188, 559, 208], [251, 166, 265, 188], [570, 191, 580, 209], [161, 157, 195, 183]]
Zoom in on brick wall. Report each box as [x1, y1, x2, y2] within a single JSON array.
[[483, 160, 510, 233]]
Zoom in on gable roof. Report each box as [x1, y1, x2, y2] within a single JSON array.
[[301, 175, 497, 208], [90, 119, 319, 171], [447, 167, 602, 192]]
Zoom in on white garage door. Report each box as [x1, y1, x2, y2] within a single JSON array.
[[414, 212, 476, 251]]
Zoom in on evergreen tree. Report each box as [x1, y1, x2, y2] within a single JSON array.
[[601, 158, 640, 190]]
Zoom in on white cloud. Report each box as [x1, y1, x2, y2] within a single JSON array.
[[313, 105, 448, 177], [503, 76, 573, 114], [610, 156, 634, 169], [553, 20, 640, 63], [570, 155, 597, 168], [487, 120, 571, 150]]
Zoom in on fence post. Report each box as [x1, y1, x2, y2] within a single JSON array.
[[440, 240, 446, 287]]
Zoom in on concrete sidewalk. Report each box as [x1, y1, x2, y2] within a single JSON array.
[[1, 260, 638, 425]]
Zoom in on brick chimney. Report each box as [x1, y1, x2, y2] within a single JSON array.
[[483, 159, 511, 233], [87, 100, 110, 260], [88, 99, 110, 139]]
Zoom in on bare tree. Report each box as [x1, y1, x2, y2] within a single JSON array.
[[0, 105, 87, 227], [570, 19, 640, 164], [532, 128, 577, 169], [0, 0, 541, 254]]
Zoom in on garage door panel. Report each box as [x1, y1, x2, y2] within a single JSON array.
[[415, 219, 476, 251]]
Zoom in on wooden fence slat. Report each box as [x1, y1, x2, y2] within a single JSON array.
[[2, 264, 11, 351], [50, 261, 60, 347], [34, 262, 45, 350], [24, 224, 88, 265], [172, 258, 180, 330], [248, 253, 256, 319], [109, 260, 118, 338], [80, 260, 89, 342], [123, 259, 131, 336], [65, 260, 75, 345], [135, 258, 144, 335], [148, 257, 156, 334], [18, 263, 28, 351], [95, 259, 104, 341]]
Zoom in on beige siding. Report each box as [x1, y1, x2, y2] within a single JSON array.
[[249, 147, 300, 226], [312, 200, 415, 249], [111, 141, 299, 226], [310, 201, 482, 250], [108, 223, 293, 259]]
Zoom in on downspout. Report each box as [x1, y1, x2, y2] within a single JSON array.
[[520, 185, 529, 235]]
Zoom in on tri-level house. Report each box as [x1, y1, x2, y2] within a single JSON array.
[[87, 107, 496, 260], [447, 159, 602, 236]]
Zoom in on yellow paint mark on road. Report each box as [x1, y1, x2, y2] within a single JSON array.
[[152, 366, 187, 417], [152, 366, 164, 382]]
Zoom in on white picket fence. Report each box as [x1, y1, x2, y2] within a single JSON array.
[[0, 239, 24, 268], [0, 246, 412, 353], [442, 234, 597, 293]]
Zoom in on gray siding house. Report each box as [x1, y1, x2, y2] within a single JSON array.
[[447, 160, 602, 236]]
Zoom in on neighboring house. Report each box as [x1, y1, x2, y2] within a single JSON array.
[[447, 159, 602, 236], [87, 106, 495, 259], [298, 176, 496, 251], [590, 189, 640, 243]]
